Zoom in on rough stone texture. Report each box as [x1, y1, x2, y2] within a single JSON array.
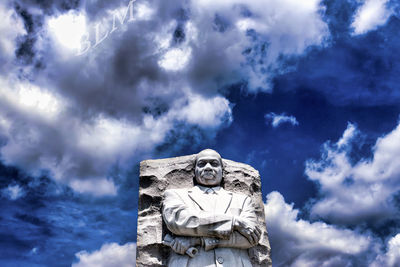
[[136, 154, 272, 267]]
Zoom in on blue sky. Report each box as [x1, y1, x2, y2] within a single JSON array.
[[1, 0, 400, 266]]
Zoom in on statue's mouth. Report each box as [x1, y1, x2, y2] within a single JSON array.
[[202, 171, 215, 179]]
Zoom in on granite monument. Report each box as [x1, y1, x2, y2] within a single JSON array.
[[136, 149, 271, 266]]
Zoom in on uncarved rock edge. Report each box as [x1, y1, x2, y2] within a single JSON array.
[[136, 154, 272, 267]]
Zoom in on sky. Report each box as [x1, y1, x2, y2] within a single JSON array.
[[0, 0, 400, 266]]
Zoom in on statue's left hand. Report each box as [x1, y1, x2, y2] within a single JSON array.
[[170, 237, 200, 255], [234, 217, 262, 245]]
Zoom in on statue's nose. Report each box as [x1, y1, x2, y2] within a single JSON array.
[[204, 163, 212, 169]]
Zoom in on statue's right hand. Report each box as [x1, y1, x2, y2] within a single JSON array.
[[233, 217, 261, 245], [170, 237, 200, 255]]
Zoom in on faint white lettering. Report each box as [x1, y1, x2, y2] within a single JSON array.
[[111, 0, 135, 34], [77, 0, 137, 55], [77, 33, 91, 55], [94, 22, 109, 47]]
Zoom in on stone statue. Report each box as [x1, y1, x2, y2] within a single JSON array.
[[136, 149, 271, 267], [162, 149, 261, 267]]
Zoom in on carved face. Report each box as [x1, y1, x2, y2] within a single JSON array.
[[195, 150, 223, 187]]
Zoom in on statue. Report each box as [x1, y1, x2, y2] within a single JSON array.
[[136, 149, 271, 267], [162, 149, 261, 266]]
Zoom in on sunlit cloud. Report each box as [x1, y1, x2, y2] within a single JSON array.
[[47, 11, 88, 53], [0, 79, 64, 120], [173, 93, 232, 128], [73, 242, 136, 267], [159, 47, 192, 71], [351, 0, 393, 35]]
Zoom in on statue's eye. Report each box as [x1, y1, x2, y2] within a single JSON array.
[[211, 161, 219, 167], [197, 161, 206, 167]]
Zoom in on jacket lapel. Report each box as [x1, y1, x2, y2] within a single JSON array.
[[215, 188, 233, 214], [187, 186, 209, 211], [187, 186, 233, 213]]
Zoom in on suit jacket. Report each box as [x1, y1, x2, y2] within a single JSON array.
[[162, 185, 258, 267]]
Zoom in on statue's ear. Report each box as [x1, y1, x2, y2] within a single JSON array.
[[191, 155, 197, 185], [191, 155, 196, 169], [221, 159, 226, 171]]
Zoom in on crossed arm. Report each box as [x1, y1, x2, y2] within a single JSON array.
[[162, 189, 261, 254]]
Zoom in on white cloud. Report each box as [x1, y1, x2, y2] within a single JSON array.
[[69, 178, 117, 197], [191, 0, 329, 92], [265, 112, 299, 128], [173, 93, 232, 128], [0, 79, 64, 120], [2, 184, 24, 200], [265, 191, 371, 266], [263, 119, 400, 266], [371, 234, 400, 267], [234, 0, 328, 55], [384, 234, 400, 267], [306, 121, 400, 225], [73, 242, 136, 267], [158, 47, 192, 71], [351, 0, 393, 35], [336, 123, 358, 148]]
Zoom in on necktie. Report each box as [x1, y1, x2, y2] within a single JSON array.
[[205, 188, 216, 194], [205, 188, 218, 211]]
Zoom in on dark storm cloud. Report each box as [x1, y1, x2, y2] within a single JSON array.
[[40, 0, 233, 118], [0, 0, 330, 195], [13, 0, 80, 14], [0, 2, 26, 72], [0, 0, 235, 194], [37, 0, 329, 117]]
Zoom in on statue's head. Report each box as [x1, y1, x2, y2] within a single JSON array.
[[194, 149, 223, 187]]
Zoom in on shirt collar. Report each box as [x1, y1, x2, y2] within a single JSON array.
[[196, 185, 222, 194]]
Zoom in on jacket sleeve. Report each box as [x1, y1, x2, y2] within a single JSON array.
[[203, 232, 254, 250], [162, 189, 234, 239], [203, 196, 259, 250]]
